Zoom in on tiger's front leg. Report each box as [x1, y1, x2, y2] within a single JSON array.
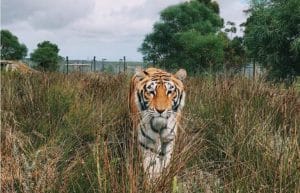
[[138, 122, 163, 179], [159, 115, 177, 172], [141, 114, 177, 179], [142, 147, 163, 179], [161, 113, 177, 143], [141, 139, 175, 180]]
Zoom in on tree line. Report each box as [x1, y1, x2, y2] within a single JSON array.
[[1, 0, 299, 82], [139, 0, 300, 82], [1, 30, 61, 71]]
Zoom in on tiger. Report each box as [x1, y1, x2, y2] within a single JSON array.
[[129, 67, 187, 179]]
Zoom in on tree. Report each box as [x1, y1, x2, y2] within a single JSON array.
[[224, 21, 237, 39], [30, 41, 61, 71], [244, 0, 300, 82], [220, 32, 246, 73], [177, 32, 224, 73], [139, 0, 224, 74], [1, 30, 28, 60], [221, 21, 246, 73]]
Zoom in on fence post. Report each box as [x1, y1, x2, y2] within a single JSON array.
[[253, 59, 256, 80], [123, 56, 126, 72], [66, 56, 69, 74], [93, 56, 96, 72], [90, 57, 93, 72], [119, 59, 121, 73]]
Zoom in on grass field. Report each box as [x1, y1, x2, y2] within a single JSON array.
[[1, 72, 300, 193]]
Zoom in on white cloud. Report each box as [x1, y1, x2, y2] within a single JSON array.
[[2, 0, 95, 29], [68, 0, 187, 42]]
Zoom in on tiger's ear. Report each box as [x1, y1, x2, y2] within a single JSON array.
[[135, 67, 148, 80], [175, 69, 187, 81]]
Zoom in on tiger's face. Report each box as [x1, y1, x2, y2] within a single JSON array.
[[133, 68, 186, 130], [138, 78, 183, 117]]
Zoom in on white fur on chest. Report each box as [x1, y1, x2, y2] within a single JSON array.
[[151, 117, 167, 132], [138, 114, 177, 149]]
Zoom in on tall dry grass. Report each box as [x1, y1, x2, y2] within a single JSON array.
[[1, 72, 299, 193]]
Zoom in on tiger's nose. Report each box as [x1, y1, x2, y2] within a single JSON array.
[[156, 108, 165, 114]]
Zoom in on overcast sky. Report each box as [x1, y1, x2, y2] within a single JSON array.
[[1, 0, 249, 61]]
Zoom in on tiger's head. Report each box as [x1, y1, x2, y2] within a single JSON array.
[[130, 68, 187, 126]]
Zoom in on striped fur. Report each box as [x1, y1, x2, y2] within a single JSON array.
[[129, 68, 186, 179]]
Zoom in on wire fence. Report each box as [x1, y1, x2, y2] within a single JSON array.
[[22, 57, 263, 78], [23, 57, 146, 74]]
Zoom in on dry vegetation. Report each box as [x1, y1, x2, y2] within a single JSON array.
[[1, 72, 299, 193]]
